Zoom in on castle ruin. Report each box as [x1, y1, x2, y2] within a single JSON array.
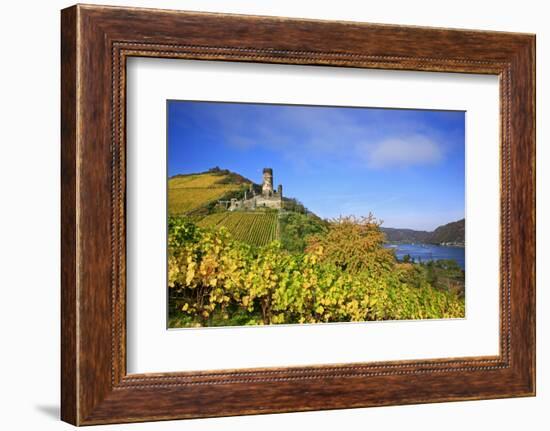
[[227, 168, 283, 211]]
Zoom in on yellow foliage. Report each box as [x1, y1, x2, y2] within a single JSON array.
[[168, 216, 465, 327]]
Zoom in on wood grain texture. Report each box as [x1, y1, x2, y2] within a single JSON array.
[[60, 4, 536, 425], [60, 5, 78, 425]]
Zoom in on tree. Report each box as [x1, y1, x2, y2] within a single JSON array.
[[279, 212, 328, 253], [306, 214, 395, 275]]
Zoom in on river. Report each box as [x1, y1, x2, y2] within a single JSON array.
[[386, 243, 465, 270]]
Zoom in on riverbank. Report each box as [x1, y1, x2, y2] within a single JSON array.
[[386, 242, 465, 270]]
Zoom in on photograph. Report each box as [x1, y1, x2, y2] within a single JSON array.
[[167, 100, 466, 328]]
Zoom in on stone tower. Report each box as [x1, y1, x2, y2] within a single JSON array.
[[262, 168, 273, 197]]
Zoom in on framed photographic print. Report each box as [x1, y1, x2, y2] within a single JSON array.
[[61, 4, 535, 425]]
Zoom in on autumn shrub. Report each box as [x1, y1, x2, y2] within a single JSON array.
[[305, 214, 395, 276]]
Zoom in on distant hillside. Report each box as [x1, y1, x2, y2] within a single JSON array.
[[380, 227, 430, 243], [427, 219, 465, 245], [382, 219, 465, 246]]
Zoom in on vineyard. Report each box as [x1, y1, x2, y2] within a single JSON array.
[[197, 212, 279, 247], [167, 216, 466, 328], [168, 172, 245, 215]]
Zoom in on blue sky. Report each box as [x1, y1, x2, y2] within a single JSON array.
[[167, 100, 465, 231]]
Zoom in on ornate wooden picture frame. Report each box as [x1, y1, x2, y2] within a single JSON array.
[[61, 4, 535, 425]]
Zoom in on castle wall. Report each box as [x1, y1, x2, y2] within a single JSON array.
[[226, 167, 283, 211], [252, 196, 282, 209]]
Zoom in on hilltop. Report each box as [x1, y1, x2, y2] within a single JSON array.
[[168, 167, 325, 248], [168, 167, 312, 216], [168, 167, 254, 216]]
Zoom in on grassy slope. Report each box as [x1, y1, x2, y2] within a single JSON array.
[[168, 173, 245, 215], [198, 212, 279, 247]]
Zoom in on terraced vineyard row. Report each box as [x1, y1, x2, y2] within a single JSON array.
[[197, 212, 279, 247]]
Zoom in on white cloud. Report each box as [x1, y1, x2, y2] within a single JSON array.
[[191, 104, 450, 171], [364, 135, 444, 169]]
